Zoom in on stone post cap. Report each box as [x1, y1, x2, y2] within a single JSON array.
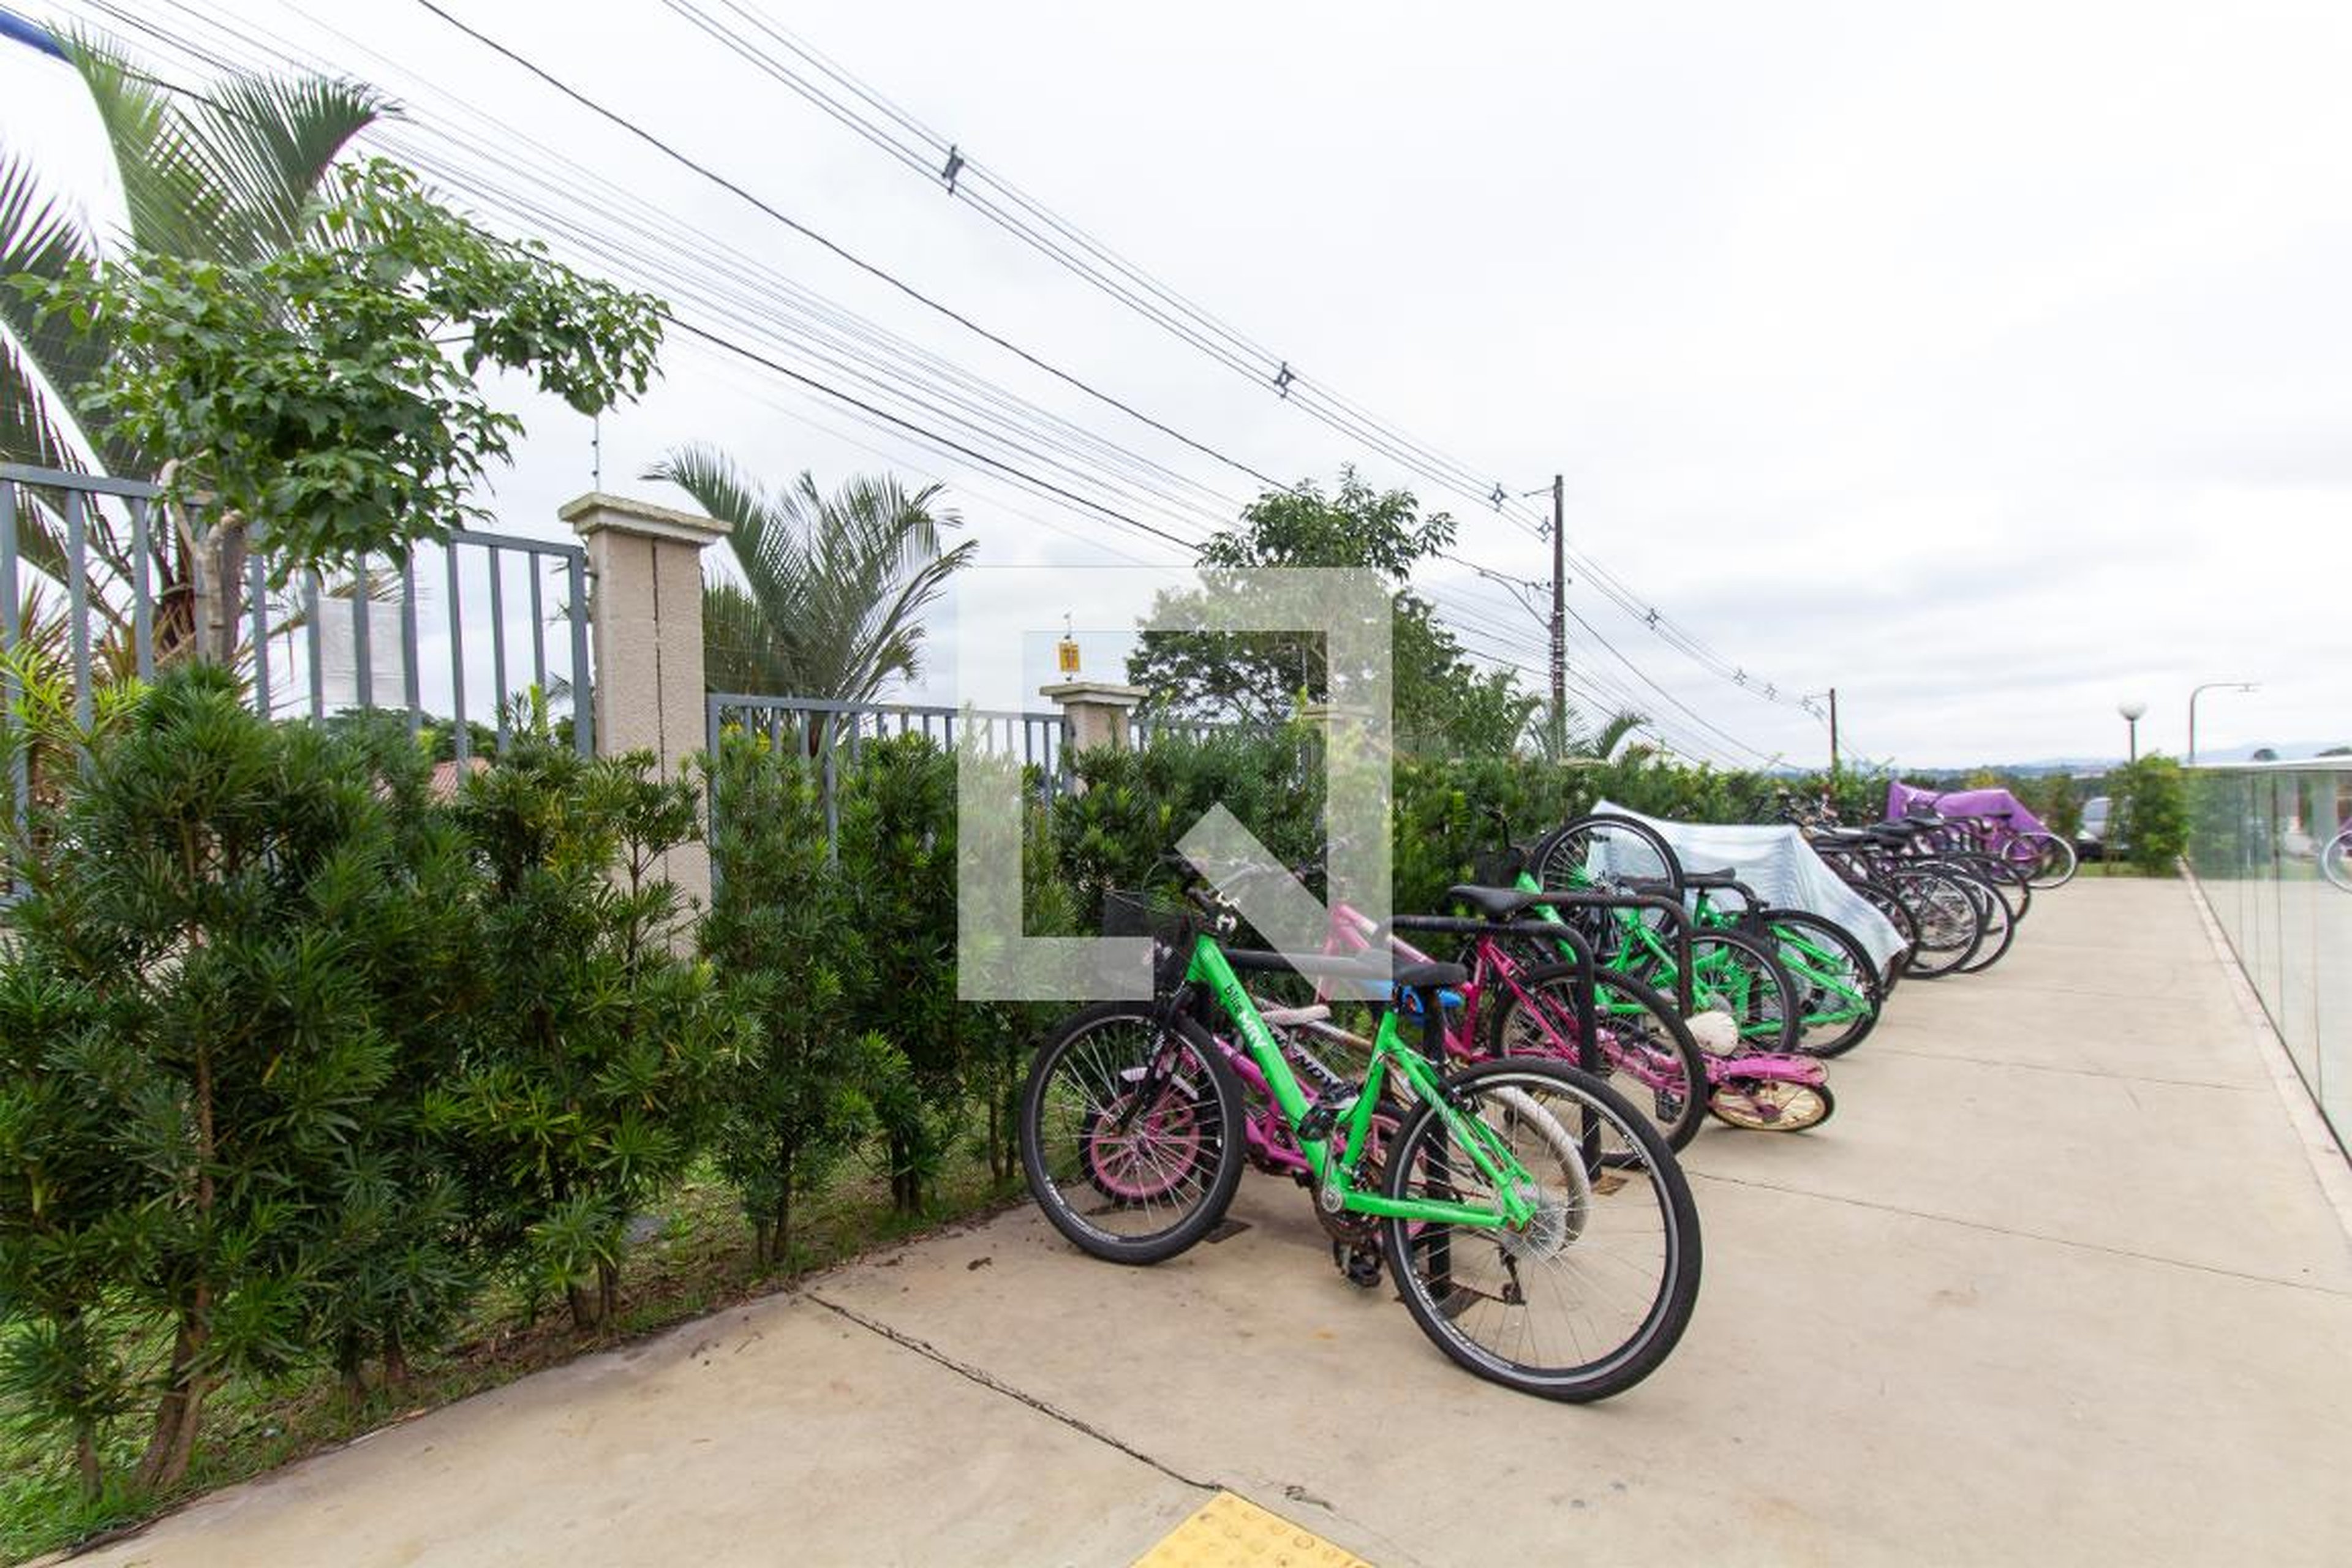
[[559, 491, 731, 548], [1038, 680, 1146, 708]]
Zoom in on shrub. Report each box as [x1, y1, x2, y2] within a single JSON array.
[[429, 734, 747, 1329], [0, 669, 473, 1493], [835, 735, 960, 1213], [2111, 756, 2189, 874], [700, 740, 873, 1268]]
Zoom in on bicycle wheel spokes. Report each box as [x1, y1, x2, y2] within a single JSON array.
[[1385, 1062, 1700, 1401], [1024, 1008, 1242, 1261], [1488, 965, 1706, 1150]]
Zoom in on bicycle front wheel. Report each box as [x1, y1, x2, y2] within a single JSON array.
[[1383, 1060, 1702, 1402], [1020, 1002, 1246, 1265]]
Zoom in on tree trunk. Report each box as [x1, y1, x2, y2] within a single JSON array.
[[134, 1308, 210, 1492], [336, 1327, 368, 1402], [74, 1417, 102, 1501], [565, 1281, 601, 1332], [382, 1322, 410, 1389]]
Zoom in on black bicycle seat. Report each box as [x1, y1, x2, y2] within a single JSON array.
[[1391, 959, 1469, 992], [1445, 883, 1558, 921], [1683, 869, 1742, 890]]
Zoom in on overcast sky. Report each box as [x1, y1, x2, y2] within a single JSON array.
[[4, 0, 2346, 767]]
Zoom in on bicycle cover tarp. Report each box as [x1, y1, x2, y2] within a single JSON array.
[[1589, 799, 1908, 970], [1884, 782, 2050, 837]]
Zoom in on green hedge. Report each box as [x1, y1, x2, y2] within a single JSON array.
[[1, 676, 1881, 1503]]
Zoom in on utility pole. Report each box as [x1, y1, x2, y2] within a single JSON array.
[[1828, 686, 1840, 777], [1549, 474, 1566, 756]]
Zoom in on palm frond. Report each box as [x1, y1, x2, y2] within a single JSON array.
[[650, 447, 971, 703], [190, 73, 396, 260], [0, 155, 101, 473]]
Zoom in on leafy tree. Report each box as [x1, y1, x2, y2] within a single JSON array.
[[646, 447, 974, 703], [430, 734, 747, 1329], [2109, 755, 2189, 874], [701, 739, 875, 1268], [1128, 469, 1604, 758], [1, 36, 385, 479], [24, 159, 665, 577], [1, 36, 389, 674], [2037, 774, 2084, 840]]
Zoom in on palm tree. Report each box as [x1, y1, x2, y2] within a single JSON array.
[[0, 28, 389, 655], [1526, 697, 1648, 763], [645, 445, 975, 704]]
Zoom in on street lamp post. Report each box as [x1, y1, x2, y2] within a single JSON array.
[[2116, 699, 2147, 865], [2187, 682, 2259, 765]]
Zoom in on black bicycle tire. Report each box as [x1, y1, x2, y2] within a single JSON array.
[[1483, 962, 1709, 1152], [1382, 1058, 1702, 1402], [1752, 908, 1883, 1057], [1020, 1001, 1247, 1265]]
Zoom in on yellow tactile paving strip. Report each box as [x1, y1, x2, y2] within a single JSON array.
[[1132, 1490, 1373, 1567]]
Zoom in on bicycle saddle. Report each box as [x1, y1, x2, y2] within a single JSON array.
[[1338, 956, 1468, 992], [1682, 869, 1743, 890], [1444, 883, 1559, 921]]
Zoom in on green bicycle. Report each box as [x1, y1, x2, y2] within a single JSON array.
[[1020, 886, 1703, 1402]]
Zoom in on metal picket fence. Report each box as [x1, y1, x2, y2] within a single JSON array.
[[1, 463, 595, 892], [706, 692, 1071, 855]]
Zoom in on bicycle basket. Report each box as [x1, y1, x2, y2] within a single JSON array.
[[1471, 845, 1528, 886], [1101, 889, 1202, 989]]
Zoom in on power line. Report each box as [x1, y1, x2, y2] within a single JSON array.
[[59, 0, 1813, 764]]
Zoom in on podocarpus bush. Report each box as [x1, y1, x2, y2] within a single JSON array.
[[835, 735, 960, 1213], [700, 739, 876, 1268], [1055, 728, 1324, 914], [429, 735, 748, 1329], [0, 669, 478, 1496]]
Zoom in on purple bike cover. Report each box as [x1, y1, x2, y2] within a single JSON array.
[[1885, 782, 2050, 837]]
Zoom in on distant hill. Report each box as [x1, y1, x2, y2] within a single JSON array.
[[1928, 741, 2351, 775]]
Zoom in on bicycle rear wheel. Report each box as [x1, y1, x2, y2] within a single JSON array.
[[1020, 1002, 1246, 1265], [1485, 963, 1707, 1151], [1888, 869, 1983, 979], [1677, 930, 1800, 1053], [1384, 1060, 1701, 1401], [1953, 870, 2016, 972], [1755, 910, 1883, 1057]]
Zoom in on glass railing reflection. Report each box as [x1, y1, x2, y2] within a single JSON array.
[[2187, 761, 2351, 1150]]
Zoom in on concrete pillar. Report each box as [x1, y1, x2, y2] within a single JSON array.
[[1040, 679, 1145, 755], [561, 491, 729, 910]]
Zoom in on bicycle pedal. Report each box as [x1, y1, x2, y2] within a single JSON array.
[[1341, 1248, 1384, 1289]]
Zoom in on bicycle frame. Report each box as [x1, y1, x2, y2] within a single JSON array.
[[1177, 935, 1538, 1230]]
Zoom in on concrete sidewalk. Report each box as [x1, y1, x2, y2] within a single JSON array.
[[68, 878, 2352, 1567]]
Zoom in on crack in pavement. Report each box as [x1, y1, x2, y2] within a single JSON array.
[[804, 1291, 1222, 1493]]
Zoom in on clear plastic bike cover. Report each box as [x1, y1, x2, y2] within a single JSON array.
[[1884, 782, 2051, 837], [1589, 799, 1909, 970]]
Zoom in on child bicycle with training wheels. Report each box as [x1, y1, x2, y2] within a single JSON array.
[[1019, 869, 1703, 1403], [1460, 814, 1839, 1132]]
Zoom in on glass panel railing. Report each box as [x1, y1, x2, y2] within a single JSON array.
[[2188, 761, 2351, 1150]]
